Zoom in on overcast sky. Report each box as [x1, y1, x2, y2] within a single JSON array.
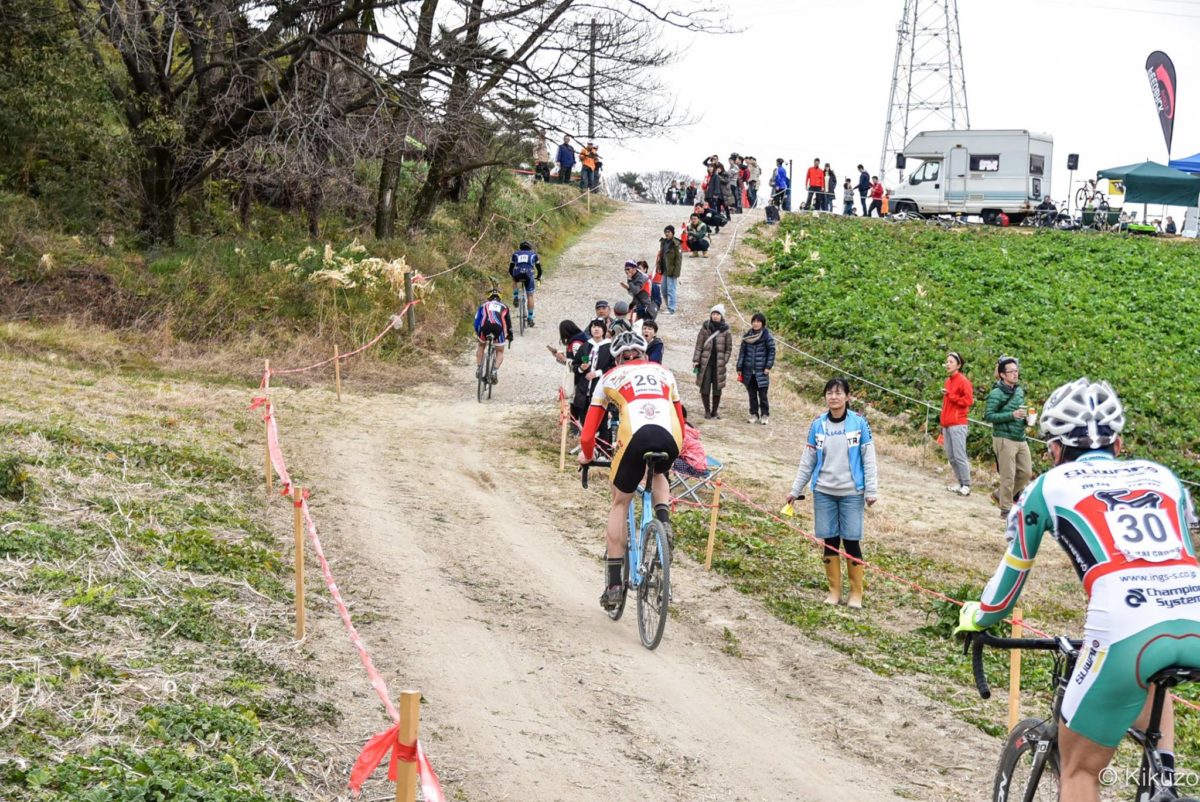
[[599, 0, 1200, 210]]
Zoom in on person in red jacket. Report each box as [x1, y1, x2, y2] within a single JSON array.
[[868, 177, 885, 217], [804, 158, 825, 211], [940, 351, 974, 495]]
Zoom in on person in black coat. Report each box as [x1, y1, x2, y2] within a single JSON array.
[[736, 312, 776, 424], [856, 164, 871, 217]]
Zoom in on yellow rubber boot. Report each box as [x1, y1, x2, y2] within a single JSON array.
[[847, 562, 865, 609], [822, 556, 842, 605]]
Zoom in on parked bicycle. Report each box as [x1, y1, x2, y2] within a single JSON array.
[[477, 334, 496, 402], [581, 452, 673, 650], [965, 630, 1200, 802], [1021, 201, 1072, 229], [1075, 178, 1107, 213]]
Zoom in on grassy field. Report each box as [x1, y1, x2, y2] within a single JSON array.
[[748, 216, 1200, 482], [0, 359, 354, 801]]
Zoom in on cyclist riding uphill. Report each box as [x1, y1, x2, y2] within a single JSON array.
[[509, 240, 542, 328], [955, 378, 1200, 802], [473, 288, 513, 383], [577, 331, 685, 612]]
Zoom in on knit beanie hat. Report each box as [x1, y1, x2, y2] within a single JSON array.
[[710, 303, 725, 317]]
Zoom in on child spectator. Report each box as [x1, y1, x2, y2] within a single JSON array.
[[842, 178, 856, 215], [642, 319, 664, 364]]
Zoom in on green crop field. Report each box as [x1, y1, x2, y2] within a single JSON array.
[[751, 216, 1200, 483]]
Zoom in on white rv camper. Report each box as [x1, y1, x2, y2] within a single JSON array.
[[891, 130, 1054, 222]]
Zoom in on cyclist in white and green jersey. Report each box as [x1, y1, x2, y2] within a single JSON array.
[[956, 378, 1200, 802]]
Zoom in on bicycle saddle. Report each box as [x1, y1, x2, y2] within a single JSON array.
[[643, 451, 673, 471], [1145, 665, 1200, 689]]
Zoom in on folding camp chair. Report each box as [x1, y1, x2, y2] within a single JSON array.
[[670, 455, 724, 503]]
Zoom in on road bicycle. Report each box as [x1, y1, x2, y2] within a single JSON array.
[[581, 452, 673, 650], [965, 630, 1200, 801], [477, 334, 496, 402], [514, 285, 528, 337]]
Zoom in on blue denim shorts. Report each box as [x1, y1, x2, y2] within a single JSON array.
[[813, 490, 866, 540]]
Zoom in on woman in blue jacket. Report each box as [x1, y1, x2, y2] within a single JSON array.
[[785, 378, 879, 609], [735, 312, 775, 425]]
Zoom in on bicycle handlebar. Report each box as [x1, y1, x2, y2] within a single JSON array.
[[579, 460, 612, 489], [965, 631, 1082, 700]]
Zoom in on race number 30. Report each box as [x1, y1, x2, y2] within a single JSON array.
[[1104, 508, 1183, 562]]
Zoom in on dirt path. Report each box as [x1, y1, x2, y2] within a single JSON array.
[[278, 202, 1015, 801]]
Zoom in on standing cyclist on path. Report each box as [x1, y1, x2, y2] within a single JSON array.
[[578, 331, 685, 611], [956, 378, 1200, 802], [473, 288, 513, 383], [509, 240, 542, 328]]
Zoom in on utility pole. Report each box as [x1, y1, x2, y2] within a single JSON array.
[[587, 18, 597, 140]]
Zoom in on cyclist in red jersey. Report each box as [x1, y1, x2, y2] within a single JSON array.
[[578, 331, 685, 610]]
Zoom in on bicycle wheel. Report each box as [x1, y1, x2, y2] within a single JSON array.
[[476, 346, 487, 403], [992, 718, 1059, 802], [479, 343, 494, 401], [1074, 187, 1090, 212], [636, 520, 670, 650], [486, 344, 494, 400]]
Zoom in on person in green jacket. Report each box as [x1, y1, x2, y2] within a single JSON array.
[[984, 356, 1033, 518], [657, 225, 683, 315]]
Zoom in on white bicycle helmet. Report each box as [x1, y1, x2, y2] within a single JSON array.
[[1039, 377, 1125, 449], [610, 330, 648, 359]]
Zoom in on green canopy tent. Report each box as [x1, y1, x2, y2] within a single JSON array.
[[1096, 160, 1200, 206]]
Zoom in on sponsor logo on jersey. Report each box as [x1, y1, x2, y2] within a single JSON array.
[[1075, 640, 1102, 683], [640, 402, 659, 419], [1095, 488, 1164, 510], [1063, 464, 1159, 479], [1123, 585, 1200, 610]]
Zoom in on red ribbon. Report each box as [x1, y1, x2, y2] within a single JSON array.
[[349, 724, 443, 799]]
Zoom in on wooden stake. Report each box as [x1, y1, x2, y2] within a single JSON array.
[[704, 481, 722, 570], [922, 406, 930, 467], [558, 397, 569, 471], [1007, 607, 1023, 730], [334, 344, 342, 402], [394, 690, 421, 802], [403, 272, 417, 335], [293, 486, 306, 640], [264, 359, 272, 495]]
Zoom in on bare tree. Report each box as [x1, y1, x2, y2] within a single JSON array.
[[370, 0, 728, 229], [639, 170, 693, 203], [67, 0, 408, 243]]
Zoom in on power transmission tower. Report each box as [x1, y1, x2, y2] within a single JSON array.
[[879, 0, 970, 185]]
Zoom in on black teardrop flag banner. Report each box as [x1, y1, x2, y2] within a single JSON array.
[[1146, 51, 1177, 156]]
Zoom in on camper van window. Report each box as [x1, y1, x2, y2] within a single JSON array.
[[910, 161, 940, 184], [1029, 155, 1045, 175], [969, 155, 1000, 172]]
